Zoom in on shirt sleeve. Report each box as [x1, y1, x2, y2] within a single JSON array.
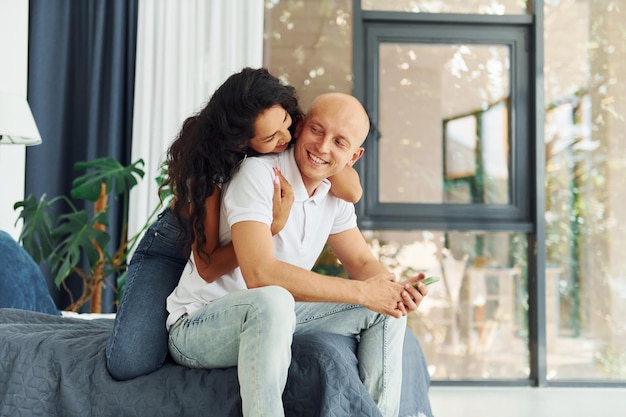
[[329, 199, 358, 235], [222, 157, 274, 228]]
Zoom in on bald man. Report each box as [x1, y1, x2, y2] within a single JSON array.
[[166, 93, 429, 417]]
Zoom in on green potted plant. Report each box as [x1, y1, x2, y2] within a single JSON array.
[[14, 157, 168, 313]]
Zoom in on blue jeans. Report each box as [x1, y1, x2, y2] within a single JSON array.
[[106, 209, 190, 380], [168, 286, 407, 417]]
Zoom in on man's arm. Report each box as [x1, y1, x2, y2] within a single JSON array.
[[192, 168, 294, 282], [325, 227, 388, 281], [327, 227, 426, 313], [231, 220, 406, 317]]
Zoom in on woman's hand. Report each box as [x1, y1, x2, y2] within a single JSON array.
[[270, 167, 294, 235]]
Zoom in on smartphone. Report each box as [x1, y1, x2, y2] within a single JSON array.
[[412, 276, 440, 288]]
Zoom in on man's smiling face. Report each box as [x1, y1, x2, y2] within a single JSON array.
[[294, 93, 368, 195]]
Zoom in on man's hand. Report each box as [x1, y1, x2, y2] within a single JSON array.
[[327, 229, 428, 317], [270, 167, 294, 235], [395, 272, 428, 315], [359, 273, 412, 318]]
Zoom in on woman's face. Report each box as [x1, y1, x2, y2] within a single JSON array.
[[248, 104, 293, 154]]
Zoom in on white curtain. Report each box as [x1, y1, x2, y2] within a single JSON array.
[[128, 0, 264, 239]]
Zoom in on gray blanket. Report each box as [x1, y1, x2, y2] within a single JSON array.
[[0, 308, 432, 417]]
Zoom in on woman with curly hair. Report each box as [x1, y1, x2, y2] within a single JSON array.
[[106, 67, 361, 381]]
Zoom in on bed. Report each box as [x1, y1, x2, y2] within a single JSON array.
[[0, 230, 433, 417]]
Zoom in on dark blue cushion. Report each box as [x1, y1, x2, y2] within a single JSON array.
[[0, 230, 59, 315]]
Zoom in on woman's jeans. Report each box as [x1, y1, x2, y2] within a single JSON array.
[[168, 286, 407, 417], [106, 209, 189, 380]]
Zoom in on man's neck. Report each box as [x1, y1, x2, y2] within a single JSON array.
[[301, 177, 322, 197]]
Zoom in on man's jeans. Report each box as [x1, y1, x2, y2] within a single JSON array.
[[168, 286, 407, 417]]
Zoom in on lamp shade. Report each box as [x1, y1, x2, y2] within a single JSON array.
[[0, 93, 42, 146]]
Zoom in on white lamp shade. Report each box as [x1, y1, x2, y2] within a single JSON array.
[[0, 93, 42, 145]]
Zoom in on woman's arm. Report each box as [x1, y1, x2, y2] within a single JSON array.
[[193, 173, 294, 282], [328, 165, 362, 203], [191, 186, 238, 282]]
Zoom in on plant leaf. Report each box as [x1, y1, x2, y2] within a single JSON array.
[[155, 161, 172, 202], [49, 210, 111, 288], [71, 157, 145, 201], [13, 195, 56, 264]]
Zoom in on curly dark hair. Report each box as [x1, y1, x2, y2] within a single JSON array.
[[163, 67, 302, 259]]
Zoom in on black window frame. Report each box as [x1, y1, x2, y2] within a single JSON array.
[[352, 2, 549, 387], [355, 14, 533, 233]]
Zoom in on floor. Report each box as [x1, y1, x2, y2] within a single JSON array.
[[429, 386, 626, 417]]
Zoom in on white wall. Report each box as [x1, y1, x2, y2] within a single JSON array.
[[0, 0, 29, 239]]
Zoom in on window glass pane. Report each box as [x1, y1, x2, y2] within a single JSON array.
[[362, 0, 529, 15], [263, 0, 353, 109], [544, 0, 626, 382], [480, 102, 509, 204], [364, 230, 528, 380], [378, 43, 510, 204]]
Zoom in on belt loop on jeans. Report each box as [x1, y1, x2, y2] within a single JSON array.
[[157, 207, 170, 220]]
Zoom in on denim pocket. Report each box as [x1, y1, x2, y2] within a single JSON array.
[[151, 210, 183, 245], [134, 210, 188, 262], [168, 317, 204, 369]]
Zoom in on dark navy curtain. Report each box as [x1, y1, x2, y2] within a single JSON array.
[[26, 0, 139, 313]]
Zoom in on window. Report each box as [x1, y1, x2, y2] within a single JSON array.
[[361, 0, 529, 15], [543, 0, 626, 383], [444, 101, 509, 205], [357, 19, 530, 231], [265, 0, 626, 386]]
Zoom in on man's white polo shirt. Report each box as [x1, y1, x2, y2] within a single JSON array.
[[166, 147, 357, 329]]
